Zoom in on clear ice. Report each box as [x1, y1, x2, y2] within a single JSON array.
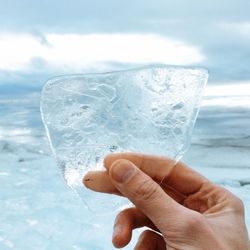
[[40, 65, 208, 212]]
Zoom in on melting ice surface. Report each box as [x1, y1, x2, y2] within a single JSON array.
[[40, 65, 208, 212]]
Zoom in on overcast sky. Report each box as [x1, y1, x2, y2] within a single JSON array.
[[0, 0, 249, 86]]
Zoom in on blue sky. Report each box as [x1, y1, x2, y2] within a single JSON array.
[[0, 0, 250, 86]]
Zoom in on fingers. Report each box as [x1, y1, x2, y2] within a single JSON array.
[[112, 207, 158, 248], [83, 170, 186, 204], [113, 207, 165, 250], [109, 159, 185, 232], [83, 170, 121, 196], [112, 210, 132, 248], [134, 230, 166, 250], [83, 152, 208, 199], [104, 152, 209, 195]]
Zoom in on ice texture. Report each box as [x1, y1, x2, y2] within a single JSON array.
[[40, 65, 208, 211]]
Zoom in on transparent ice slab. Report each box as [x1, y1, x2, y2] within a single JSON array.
[[40, 65, 208, 212]]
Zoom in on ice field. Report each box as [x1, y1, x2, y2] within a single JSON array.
[[0, 81, 250, 249]]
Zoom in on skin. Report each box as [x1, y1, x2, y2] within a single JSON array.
[[83, 152, 250, 250]]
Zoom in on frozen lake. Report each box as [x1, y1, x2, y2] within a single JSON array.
[[0, 82, 250, 249]]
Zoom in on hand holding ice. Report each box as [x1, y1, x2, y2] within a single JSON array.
[[40, 65, 208, 211]]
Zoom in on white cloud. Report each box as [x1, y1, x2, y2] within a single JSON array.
[[0, 33, 205, 72], [202, 81, 250, 107], [0, 34, 46, 70]]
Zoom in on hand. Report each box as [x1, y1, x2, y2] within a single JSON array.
[[83, 153, 249, 249]]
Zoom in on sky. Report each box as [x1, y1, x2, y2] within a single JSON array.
[[0, 0, 250, 87]]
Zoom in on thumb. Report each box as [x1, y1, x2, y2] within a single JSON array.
[[109, 159, 184, 231]]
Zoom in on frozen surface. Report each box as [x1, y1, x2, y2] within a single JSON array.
[[0, 82, 250, 249], [40, 65, 208, 211]]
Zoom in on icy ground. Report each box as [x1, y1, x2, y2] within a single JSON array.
[[0, 82, 250, 249]]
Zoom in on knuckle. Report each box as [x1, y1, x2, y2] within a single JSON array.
[[112, 158, 128, 168], [232, 196, 245, 214], [114, 207, 135, 227], [134, 230, 152, 250], [139, 230, 152, 240], [135, 177, 159, 202], [117, 208, 130, 220], [183, 212, 205, 230], [220, 187, 245, 215]]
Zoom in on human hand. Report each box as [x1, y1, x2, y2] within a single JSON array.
[[83, 153, 249, 249]]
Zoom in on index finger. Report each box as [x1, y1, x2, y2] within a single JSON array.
[[104, 152, 209, 195]]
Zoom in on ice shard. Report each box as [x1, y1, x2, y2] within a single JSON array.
[[41, 65, 208, 212]]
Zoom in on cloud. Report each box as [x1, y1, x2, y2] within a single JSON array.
[[0, 0, 250, 82], [0, 33, 204, 72]]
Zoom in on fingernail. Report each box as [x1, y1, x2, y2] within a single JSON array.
[[111, 160, 136, 183], [113, 224, 123, 239]]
